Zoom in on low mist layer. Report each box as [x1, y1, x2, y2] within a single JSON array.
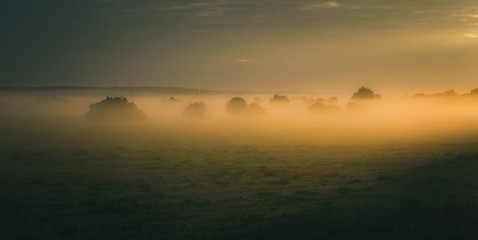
[[2, 88, 478, 143], [1, 88, 478, 239]]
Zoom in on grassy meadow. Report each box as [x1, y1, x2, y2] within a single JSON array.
[[1, 90, 478, 239]]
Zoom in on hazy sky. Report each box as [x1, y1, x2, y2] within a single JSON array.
[[1, 0, 477, 92]]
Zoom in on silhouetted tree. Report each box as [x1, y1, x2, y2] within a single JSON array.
[[413, 89, 459, 98], [442, 90, 457, 96], [309, 102, 341, 113], [226, 97, 267, 115], [226, 97, 248, 113], [309, 102, 326, 111], [351, 87, 382, 100], [85, 96, 145, 121], [471, 88, 478, 95], [184, 102, 207, 118], [270, 94, 289, 104]]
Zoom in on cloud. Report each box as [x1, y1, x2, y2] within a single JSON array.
[[451, 13, 478, 18], [166, 6, 191, 10], [194, 12, 211, 17], [461, 14, 478, 18], [464, 33, 478, 38], [157, 3, 212, 11], [235, 58, 249, 62], [299, 2, 340, 10]]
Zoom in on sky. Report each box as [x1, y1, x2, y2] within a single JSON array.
[[1, 0, 477, 93]]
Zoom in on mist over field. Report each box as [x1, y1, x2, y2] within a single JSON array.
[[2, 88, 478, 141], [1, 88, 478, 239]]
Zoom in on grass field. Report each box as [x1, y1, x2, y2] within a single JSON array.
[[1, 94, 478, 239]]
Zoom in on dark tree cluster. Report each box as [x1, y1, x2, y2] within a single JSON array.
[[414, 89, 458, 98], [270, 94, 289, 104], [351, 87, 382, 100], [308, 102, 341, 113], [307, 96, 341, 113], [413, 88, 478, 97], [85, 96, 145, 121], [226, 97, 266, 115], [227, 97, 248, 113], [184, 102, 207, 118]]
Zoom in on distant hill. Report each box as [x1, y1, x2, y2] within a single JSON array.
[[0, 86, 217, 96]]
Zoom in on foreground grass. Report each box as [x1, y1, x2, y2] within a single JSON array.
[[1, 120, 477, 239]]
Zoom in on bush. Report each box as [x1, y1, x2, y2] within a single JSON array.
[[351, 87, 382, 100], [270, 94, 289, 104], [309, 102, 341, 114], [226, 97, 267, 115], [442, 89, 457, 96], [84, 96, 145, 121], [413, 89, 459, 98], [226, 97, 248, 113], [184, 102, 207, 118]]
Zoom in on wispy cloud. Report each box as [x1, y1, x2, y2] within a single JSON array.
[[235, 58, 249, 62], [299, 2, 340, 10], [157, 3, 212, 11], [464, 33, 478, 38], [451, 13, 478, 18], [461, 14, 478, 18], [413, 10, 438, 15]]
